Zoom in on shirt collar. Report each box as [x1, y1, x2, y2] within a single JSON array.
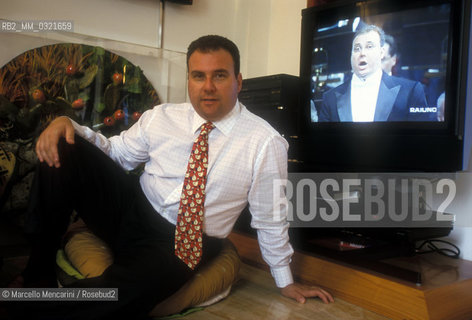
[[191, 100, 241, 136], [351, 68, 383, 87]]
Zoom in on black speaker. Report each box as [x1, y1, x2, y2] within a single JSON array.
[[239, 74, 302, 166], [239, 74, 300, 138], [163, 0, 193, 5]]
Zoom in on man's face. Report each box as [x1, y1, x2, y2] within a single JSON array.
[[381, 43, 397, 75], [351, 30, 385, 80], [188, 49, 242, 122]]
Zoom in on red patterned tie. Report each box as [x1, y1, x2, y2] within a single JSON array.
[[175, 121, 214, 269]]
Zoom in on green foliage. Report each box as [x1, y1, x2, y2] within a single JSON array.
[[79, 64, 98, 89], [0, 43, 160, 141], [104, 83, 120, 115]]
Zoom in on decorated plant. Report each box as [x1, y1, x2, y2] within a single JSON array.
[[0, 43, 160, 141], [0, 43, 160, 217]]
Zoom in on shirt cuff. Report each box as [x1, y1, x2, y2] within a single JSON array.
[[68, 117, 102, 147], [270, 265, 294, 288], [68, 117, 86, 137]]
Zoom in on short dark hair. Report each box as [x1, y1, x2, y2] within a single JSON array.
[[187, 35, 240, 76], [353, 24, 386, 47], [384, 34, 397, 57]]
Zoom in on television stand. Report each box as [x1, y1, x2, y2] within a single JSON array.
[[286, 227, 428, 283], [228, 231, 472, 320], [297, 238, 422, 284]]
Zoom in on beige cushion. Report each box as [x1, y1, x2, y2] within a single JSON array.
[[64, 230, 113, 278], [60, 222, 240, 317]]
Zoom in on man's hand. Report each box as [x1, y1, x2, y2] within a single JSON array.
[[35, 116, 75, 168], [281, 283, 334, 304]]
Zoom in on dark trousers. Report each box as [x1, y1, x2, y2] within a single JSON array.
[[12, 135, 222, 320]]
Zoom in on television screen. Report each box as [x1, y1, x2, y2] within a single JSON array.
[[298, 0, 471, 172], [309, 3, 450, 123]]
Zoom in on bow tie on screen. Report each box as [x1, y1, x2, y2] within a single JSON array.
[[175, 121, 214, 269]]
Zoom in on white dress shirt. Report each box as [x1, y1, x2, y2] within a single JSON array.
[[351, 69, 383, 122], [70, 101, 294, 288]]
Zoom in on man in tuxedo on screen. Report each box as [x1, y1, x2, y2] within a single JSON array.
[[318, 24, 435, 122], [381, 34, 398, 76]]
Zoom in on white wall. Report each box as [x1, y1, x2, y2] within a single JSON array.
[[1, 0, 305, 79], [163, 0, 305, 78], [266, 0, 305, 77], [0, 0, 160, 47]]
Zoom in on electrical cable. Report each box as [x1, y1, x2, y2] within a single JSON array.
[[415, 239, 461, 259]]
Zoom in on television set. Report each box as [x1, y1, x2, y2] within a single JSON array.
[[297, 0, 471, 172], [288, 0, 471, 280]]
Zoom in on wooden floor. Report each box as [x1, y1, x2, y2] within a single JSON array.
[[180, 263, 390, 320], [0, 257, 389, 319], [0, 253, 389, 320]]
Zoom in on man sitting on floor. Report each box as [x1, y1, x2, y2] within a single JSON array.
[[10, 35, 333, 319]]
